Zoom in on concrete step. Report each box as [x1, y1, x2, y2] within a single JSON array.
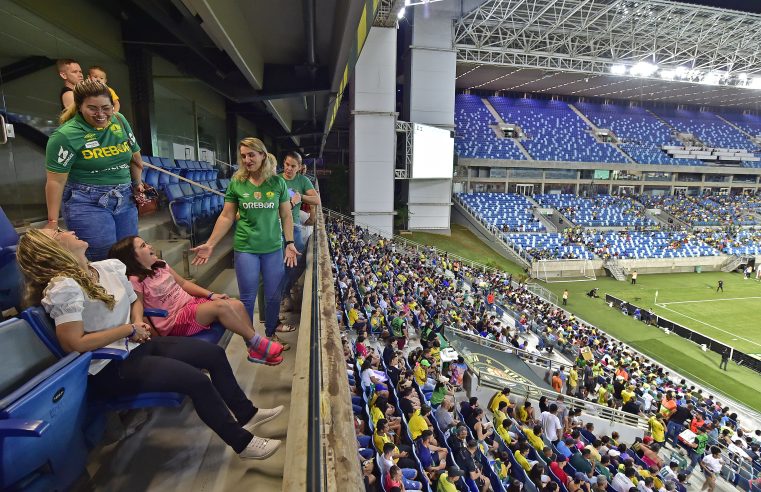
[[189, 234, 234, 287], [138, 210, 176, 242]]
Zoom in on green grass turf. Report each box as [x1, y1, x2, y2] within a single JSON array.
[[405, 227, 761, 411], [583, 271, 761, 354]]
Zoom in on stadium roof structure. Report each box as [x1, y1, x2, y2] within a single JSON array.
[[454, 0, 761, 108]]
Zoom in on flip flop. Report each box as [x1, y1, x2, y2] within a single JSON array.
[[276, 323, 297, 333]]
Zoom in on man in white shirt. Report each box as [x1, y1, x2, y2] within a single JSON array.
[[611, 467, 636, 492], [540, 404, 563, 444], [701, 446, 723, 492]]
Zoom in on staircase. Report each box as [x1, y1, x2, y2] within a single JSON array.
[[604, 258, 627, 281], [524, 195, 558, 233], [716, 115, 758, 141], [721, 254, 746, 272], [482, 98, 534, 160], [568, 103, 636, 164]]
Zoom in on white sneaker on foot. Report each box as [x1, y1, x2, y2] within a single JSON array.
[[243, 405, 284, 433], [238, 435, 281, 460]]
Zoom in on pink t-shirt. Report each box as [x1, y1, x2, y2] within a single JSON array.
[[130, 265, 195, 336]]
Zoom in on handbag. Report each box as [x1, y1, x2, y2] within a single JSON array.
[[133, 184, 159, 216]]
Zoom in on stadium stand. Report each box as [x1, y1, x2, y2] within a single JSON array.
[[327, 214, 757, 492], [507, 233, 593, 260], [456, 192, 545, 232], [654, 108, 759, 152], [574, 102, 704, 166], [454, 94, 527, 160], [582, 230, 720, 259], [532, 194, 656, 228], [487, 97, 628, 163]]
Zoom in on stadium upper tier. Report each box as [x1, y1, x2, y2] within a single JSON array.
[[583, 231, 720, 259], [454, 94, 526, 160], [488, 96, 628, 163], [533, 193, 656, 227], [574, 102, 702, 166], [455, 95, 761, 165], [654, 107, 758, 152], [456, 192, 545, 231]]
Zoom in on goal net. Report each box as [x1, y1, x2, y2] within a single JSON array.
[[532, 258, 597, 283]]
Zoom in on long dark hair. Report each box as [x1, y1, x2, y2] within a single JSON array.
[[108, 235, 165, 281]]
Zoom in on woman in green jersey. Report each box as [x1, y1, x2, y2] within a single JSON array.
[[44, 79, 144, 260], [191, 137, 298, 354]]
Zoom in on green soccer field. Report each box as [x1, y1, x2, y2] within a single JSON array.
[[600, 272, 761, 355]]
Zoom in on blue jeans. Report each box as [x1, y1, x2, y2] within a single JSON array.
[[402, 469, 422, 490], [234, 250, 285, 337], [666, 421, 685, 447], [283, 224, 306, 295], [62, 182, 138, 261]]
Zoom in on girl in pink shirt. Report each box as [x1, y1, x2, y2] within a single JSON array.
[[109, 236, 283, 365]]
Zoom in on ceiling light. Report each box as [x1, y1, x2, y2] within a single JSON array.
[[737, 72, 748, 82], [610, 64, 627, 76], [750, 78, 761, 89], [397, 7, 406, 19], [675, 66, 690, 79], [660, 70, 676, 80], [631, 62, 658, 77]]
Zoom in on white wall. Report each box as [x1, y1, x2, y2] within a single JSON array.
[[351, 26, 397, 236]]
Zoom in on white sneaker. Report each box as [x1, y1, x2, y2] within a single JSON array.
[[243, 405, 284, 433], [238, 435, 281, 460]]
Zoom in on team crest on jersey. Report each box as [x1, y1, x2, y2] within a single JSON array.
[[110, 123, 123, 137], [266, 191, 275, 198], [84, 133, 97, 141], [253, 192, 262, 199]]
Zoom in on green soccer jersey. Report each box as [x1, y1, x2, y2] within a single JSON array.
[[45, 113, 140, 185], [280, 173, 315, 222], [225, 176, 289, 254]]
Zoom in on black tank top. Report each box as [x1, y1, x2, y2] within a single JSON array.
[[60, 86, 73, 110]]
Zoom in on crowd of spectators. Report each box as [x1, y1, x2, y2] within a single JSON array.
[[325, 216, 761, 492]]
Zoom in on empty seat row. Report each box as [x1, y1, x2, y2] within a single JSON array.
[[140, 156, 219, 191]]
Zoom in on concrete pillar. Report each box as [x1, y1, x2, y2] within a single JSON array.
[[350, 27, 397, 237], [403, 4, 457, 232]]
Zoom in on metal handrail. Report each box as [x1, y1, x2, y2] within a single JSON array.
[[446, 327, 649, 431]]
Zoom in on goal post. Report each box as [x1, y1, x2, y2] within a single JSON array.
[[532, 258, 597, 283]]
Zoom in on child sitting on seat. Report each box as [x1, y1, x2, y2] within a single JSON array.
[[109, 235, 283, 365]]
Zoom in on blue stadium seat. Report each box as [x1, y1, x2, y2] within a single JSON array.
[[143, 308, 226, 345], [0, 316, 92, 491], [0, 207, 21, 313], [165, 184, 193, 235], [20, 307, 185, 413]]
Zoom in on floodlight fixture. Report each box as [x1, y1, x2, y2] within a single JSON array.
[[398, 7, 406, 18], [750, 77, 761, 89], [610, 64, 627, 76], [674, 66, 690, 79], [659, 70, 676, 80], [631, 61, 658, 77]]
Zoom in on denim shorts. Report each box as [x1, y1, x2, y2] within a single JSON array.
[[62, 181, 138, 261]]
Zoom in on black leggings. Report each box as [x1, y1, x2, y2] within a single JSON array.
[[397, 444, 417, 469], [90, 337, 256, 453]]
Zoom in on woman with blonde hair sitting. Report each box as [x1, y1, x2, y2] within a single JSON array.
[[17, 228, 282, 460]]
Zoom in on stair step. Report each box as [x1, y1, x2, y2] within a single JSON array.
[[137, 211, 176, 242]]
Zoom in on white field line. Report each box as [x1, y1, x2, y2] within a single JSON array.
[[655, 303, 761, 350], [660, 296, 761, 305]]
